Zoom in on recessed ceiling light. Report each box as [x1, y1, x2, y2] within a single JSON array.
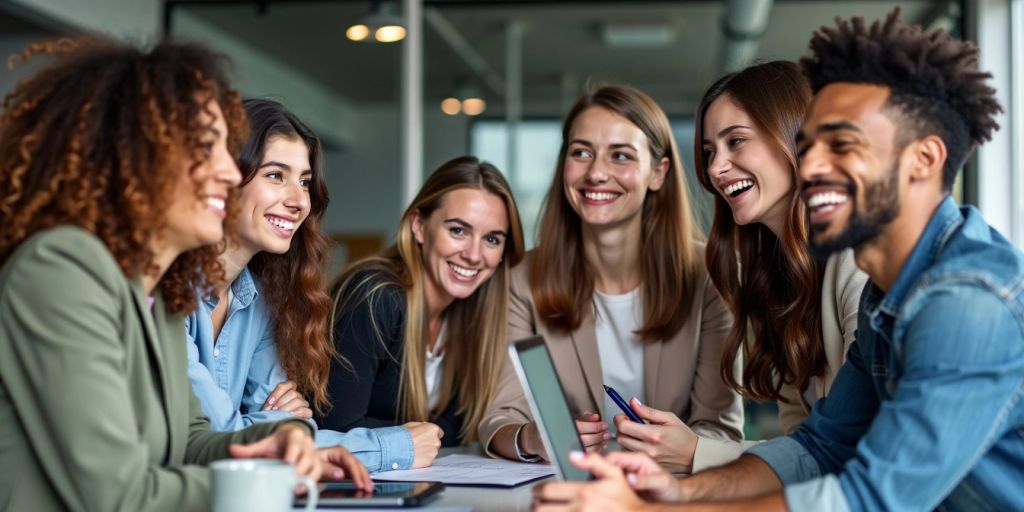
[[601, 23, 676, 48]]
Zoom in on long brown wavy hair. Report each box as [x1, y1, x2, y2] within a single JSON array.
[[530, 85, 702, 340], [0, 38, 246, 314], [235, 99, 336, 415], [693, 61, 824, 402], [330, 156, 525, 442]]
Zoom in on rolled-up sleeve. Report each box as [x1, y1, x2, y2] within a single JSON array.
[[746, 436, 824, 485]]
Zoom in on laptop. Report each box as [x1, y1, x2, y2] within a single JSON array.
[[508, 336, 592, 481]]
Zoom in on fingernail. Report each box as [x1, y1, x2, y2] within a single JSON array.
[[633, 398, 643, 406], [627, 474, 637, 486], [569, 450, 584, 461], [333, 469, 344, 479], [268, 397, 276, 405]]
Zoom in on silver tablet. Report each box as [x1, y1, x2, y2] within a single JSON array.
[[509, 336, 591, 481]]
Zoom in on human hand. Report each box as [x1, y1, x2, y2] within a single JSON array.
[[262, 380, 312, 420], [614, 398, 697, 473], [574, 412, 610, 452], [604, 451, 685, 502], [228, 422, 321, 481], [319, 446, 373, 492], [532, 451, 650, 512], [403, 421, 443, 468], [517, 422, 549, 461]]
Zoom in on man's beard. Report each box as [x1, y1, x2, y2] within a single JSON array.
[[808, 161, 901, 259]]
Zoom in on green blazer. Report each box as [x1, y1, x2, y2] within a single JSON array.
[[0, 226, 289, 511]]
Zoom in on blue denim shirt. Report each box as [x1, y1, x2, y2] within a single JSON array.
[[184, 266, 415, 472], [747, 197, 1024, 511]]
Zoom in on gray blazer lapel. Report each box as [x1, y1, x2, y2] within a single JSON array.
[[129, 279, 174, 452]]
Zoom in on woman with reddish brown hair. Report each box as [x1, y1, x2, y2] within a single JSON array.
[[480, 85, 742, 472], [613, 61, 866, 472], [0, 38, 368, 510], [185, 98, 392, 474]]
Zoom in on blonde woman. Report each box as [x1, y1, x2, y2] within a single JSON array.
[[318, 156, 525, 469]]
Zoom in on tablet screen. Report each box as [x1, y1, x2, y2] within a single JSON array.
[[300, 481, 443, 507], [511, 336, 591, 481]]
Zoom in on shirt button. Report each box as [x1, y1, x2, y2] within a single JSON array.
[[213, 348, 220, 357], [391, 462, 398, 470]]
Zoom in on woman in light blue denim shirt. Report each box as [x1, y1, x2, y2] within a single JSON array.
[[185, 99, 416, 473]]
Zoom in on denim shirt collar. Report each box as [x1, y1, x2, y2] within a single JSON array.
[[201, 265, 259, 309], [872, 196, 964, 318]]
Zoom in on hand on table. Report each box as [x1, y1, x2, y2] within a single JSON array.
[[532, 451, 652, 512], [319, 446, 373, 492], [403, 421, 443, 468], [614, 398, 698, 473], [229, 422, 321, 481], [603, 451, 684, 502]]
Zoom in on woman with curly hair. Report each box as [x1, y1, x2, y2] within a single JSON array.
[[321, 156, 525, 467], [0, 39, 366, 510], [185, 98, 408, 473]]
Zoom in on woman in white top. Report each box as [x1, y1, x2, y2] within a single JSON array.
[[480, 85, 742, 470], [613, 61, 868, 471]]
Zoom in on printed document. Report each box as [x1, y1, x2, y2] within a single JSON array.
[[372, 454, 554, 487]]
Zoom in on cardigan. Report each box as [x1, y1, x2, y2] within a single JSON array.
[[318, 271, 464, 447]]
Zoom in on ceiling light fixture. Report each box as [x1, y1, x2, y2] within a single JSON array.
[[346, 1, 406, 43], [440, 97, 462, 116], [600, 22, 676, 48], [439, 80, 487, 117]]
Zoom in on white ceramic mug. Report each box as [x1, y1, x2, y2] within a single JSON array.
[[210, 459, 318, 512]]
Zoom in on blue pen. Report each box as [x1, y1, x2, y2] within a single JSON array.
[[604, 385, 645, 424]]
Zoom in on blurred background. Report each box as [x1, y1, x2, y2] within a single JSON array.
[[2, 0, 1022, 435]]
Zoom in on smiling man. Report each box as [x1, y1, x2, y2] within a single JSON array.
[[533, 8, 1024, 512]]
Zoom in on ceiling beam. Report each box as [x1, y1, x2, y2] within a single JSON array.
[[423, 6, 506, 98]]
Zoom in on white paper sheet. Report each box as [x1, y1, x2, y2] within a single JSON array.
[[372, 454, 555, 487]]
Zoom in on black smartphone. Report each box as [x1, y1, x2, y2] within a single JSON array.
[[295, 481, 444, 508]]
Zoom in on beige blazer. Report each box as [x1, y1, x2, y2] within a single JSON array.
[[0, 226, 290, 511], [692, 249, 867, 471], [478, 246, 744, 456]]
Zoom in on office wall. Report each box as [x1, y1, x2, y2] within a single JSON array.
[[321, 102, 471, 268], [7, 0, 159, 39]]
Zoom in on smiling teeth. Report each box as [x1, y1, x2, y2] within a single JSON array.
[[806, 192, 849, 208], [584, 191, 619, 201], [449, 263, 479, 277], [206, 197, 225, 211], [267, 216, 295, 231], [724, 180, 754, 196]]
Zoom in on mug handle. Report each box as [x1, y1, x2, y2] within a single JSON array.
[[296, 477, 318, 511]]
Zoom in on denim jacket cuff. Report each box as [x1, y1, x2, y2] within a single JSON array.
[[745, 436, 823, 485]]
